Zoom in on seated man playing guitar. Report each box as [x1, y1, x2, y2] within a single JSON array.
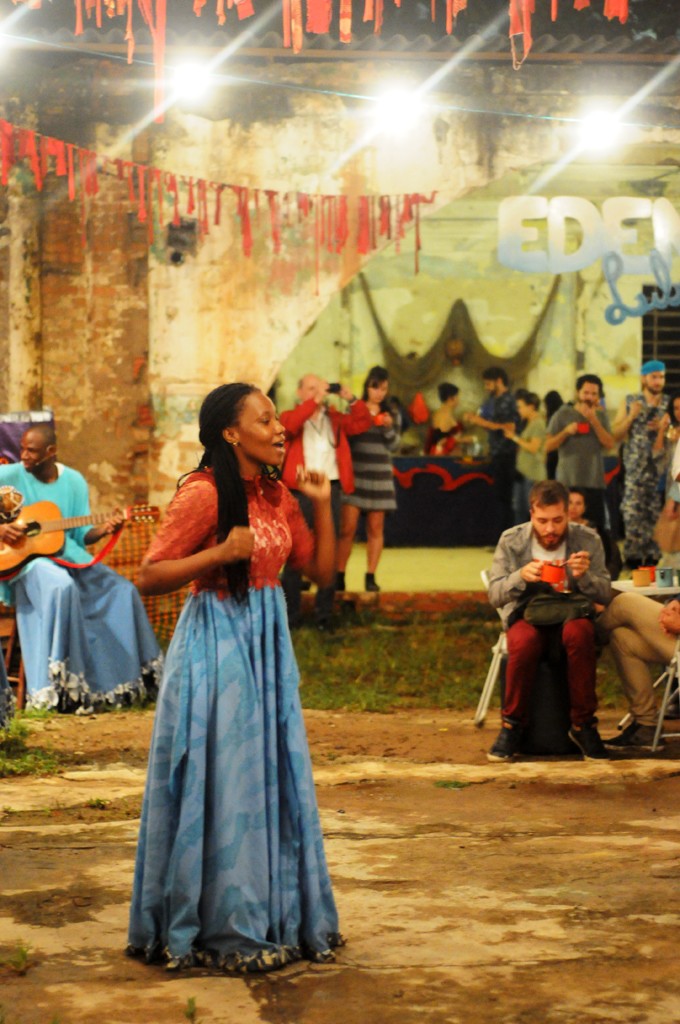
[[0, 424, 161, 713]]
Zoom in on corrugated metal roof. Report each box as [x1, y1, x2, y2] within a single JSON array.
[[2, 0, 679, 60], [9, 23, 680, 60]]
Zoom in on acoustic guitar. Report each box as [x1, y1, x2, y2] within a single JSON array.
[[0, 500, 159, 578]]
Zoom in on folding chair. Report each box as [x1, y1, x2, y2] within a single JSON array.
[[474, 569, 505, 727], [0, 608, 25, 710], [652, 636, 680, 752]]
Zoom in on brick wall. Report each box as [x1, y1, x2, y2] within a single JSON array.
[[40, 171, 152, 509]]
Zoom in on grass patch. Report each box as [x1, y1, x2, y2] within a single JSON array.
[[296, 601, 625, 713], [0, 942, 36, 977], [0, 718, 73, 779]]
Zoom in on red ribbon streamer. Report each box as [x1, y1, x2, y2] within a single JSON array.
[[0, 121, 15, 186], [18, 129, 42, 191], [265, 189, 282, 253], [306, 0, 331, 32], [231, 186, 253, 257], [604, 0, 627, 20], [339, 0, 352, 42]]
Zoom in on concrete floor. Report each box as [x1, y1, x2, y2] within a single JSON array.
[[2, 710, 680, 1024]]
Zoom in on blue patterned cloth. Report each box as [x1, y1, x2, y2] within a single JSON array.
[[15, 560, 162, 711], [0, 462, 161, 710], [127, 584, 340, 972]]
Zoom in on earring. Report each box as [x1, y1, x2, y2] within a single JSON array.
[[230, 440, 239, 447]]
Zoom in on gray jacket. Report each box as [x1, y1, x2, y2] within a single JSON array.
[[488, 522, 612, 629]]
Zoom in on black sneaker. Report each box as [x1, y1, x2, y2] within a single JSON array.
[[568, 722, 609, 760], [487, 724, 523, 762], [604, 722, 663, 751]]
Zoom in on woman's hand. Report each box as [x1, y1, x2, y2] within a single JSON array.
[[216, 526, 254, 564], [296, 468, 331, 503], [138, 527, 253, 595], [297, 470, 334, 587]]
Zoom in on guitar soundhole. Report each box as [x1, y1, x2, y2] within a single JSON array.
[[24, 521, 42, 538]]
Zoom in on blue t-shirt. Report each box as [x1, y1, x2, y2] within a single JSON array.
[[0, 462, 93, 568]]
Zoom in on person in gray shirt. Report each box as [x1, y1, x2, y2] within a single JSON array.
[[486, 480, 612, 763], [544, 374, 614, 537]]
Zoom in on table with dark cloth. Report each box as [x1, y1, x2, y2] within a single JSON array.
[[384, 457, 501, 547], [357, 455, 622, 549]]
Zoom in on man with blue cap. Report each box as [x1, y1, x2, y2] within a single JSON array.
[[612, 360, 669, 568]]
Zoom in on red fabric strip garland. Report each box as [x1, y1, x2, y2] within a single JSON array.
[[0, 116, 439, 274]]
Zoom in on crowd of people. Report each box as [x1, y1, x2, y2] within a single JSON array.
[[276, 357, 680, 619], [444, 361, 680, 577]]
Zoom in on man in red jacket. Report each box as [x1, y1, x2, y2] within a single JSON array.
[[280, 374, 372, 628]]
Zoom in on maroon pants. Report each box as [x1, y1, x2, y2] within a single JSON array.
[[504, 618, 598, 727]]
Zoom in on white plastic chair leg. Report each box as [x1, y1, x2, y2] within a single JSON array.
[[474, 635, 505, 727]]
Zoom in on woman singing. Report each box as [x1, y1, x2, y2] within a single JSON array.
[[127, 383, 342, 973]]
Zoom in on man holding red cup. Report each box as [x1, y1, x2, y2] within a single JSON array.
[[486, 480, 612, 762], [544, 374, 614, 538]]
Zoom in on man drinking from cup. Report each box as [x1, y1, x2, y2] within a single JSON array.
[[544, 374, 614, 538], [486, 480, 613, 762]]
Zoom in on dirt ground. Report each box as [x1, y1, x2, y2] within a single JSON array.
[[2, 707, 680, 1024]]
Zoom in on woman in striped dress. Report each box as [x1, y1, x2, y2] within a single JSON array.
[[335, 366, 401, 592]]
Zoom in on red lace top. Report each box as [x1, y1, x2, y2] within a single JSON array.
[[146, 471, 314, 596]]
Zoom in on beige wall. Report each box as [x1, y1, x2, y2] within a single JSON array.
[[2, 55, 679, 504]]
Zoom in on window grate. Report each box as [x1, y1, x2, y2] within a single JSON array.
[[642, 286, 680, 397]]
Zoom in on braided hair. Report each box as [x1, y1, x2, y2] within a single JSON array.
[[188, 382, 258, 602]]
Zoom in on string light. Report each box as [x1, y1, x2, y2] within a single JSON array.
[[578, 110, 623, 152], [371, 88, 426, 137], [170, 62, 213, 101]]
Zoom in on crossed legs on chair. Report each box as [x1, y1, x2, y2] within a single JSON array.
[[599, 592, 678, 749]]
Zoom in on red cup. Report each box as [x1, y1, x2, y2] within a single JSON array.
[[576, 422, 591, 434], [641, 565, 656, 582], [541, 562, 566, 586]]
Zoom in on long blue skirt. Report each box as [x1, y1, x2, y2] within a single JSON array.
[[127, 585, 341, 973], [14, 560, 162, 711]]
